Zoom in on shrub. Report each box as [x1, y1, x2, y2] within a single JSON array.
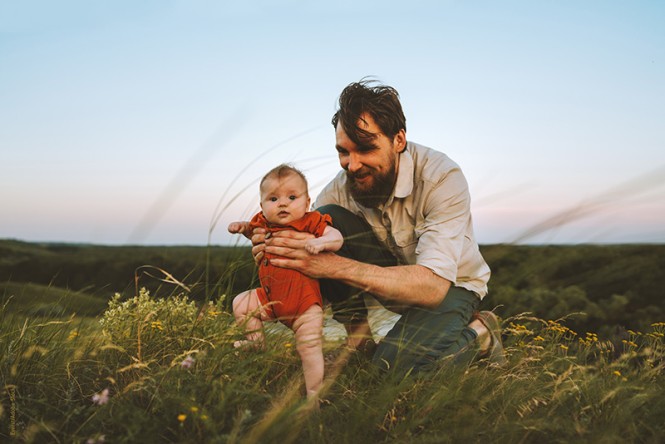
[[99, 288, 232, 366]]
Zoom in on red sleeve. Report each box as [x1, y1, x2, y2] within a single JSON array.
[[297, 211, 332, 237], [248, 212, 267, 232]]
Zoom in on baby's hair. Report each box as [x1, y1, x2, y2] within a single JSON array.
[[260, 163, 309, 194]]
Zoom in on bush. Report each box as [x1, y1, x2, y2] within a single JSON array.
[[99, 288, 232, 366]]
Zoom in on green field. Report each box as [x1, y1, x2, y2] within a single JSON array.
[[1, 240, 664, 442]]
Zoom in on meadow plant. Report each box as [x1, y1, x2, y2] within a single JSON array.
[[99, 288, 228, 365], [2, 278, 665, 442]]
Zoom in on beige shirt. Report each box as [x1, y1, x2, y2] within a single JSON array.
[[314, 141, 490, 299]]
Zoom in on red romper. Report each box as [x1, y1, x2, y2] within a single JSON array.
[[249, 211, 333, 329]]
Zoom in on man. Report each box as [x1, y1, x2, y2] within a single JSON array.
[[253, 80, 506, 375]]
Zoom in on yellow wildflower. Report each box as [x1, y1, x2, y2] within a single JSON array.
[[151, 321, 164, 331], [177, 414, 187, 423], [190, 406, 199, 413], [207, 309, 220, 319]]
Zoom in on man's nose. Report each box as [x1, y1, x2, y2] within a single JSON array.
[[347, 152, 362, 173]]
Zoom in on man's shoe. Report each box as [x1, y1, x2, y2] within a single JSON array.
[[474, 311, 507, 366]]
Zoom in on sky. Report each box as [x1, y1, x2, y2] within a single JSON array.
[[1, 0, 664, 246]]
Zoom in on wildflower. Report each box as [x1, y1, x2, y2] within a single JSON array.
[[150, 320, 164, 331], [206, 309, 220, 319], [613, 370, 622, 377], [181, 355, 195, 369], [190, 406, 199, 413], [622, 339, 638, 348], [559, 344, 569, 351], [68, 330, 79, 341], [92, 388, 110, 406], [201, 414, 209, 420], [284, 342, 293, 348], [178, 414, 187, 423], [533, 336, 545, 342]]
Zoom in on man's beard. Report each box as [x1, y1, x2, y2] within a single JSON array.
[[346, 163, 397, 208]]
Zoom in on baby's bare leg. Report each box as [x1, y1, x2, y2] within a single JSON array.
[[292, 305, 324, 399], [232, 289, 266, 347]]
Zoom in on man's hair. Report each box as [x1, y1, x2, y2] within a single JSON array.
[[331, 78, 406, 144], [260, 163, 309, 195]]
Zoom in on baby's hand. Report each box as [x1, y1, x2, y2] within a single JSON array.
[[228, 222, 245, 234], [305, 239, 324, 255]]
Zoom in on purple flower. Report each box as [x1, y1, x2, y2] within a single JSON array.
[[92, 388, 110, 406], [181, 355, 195, 369]]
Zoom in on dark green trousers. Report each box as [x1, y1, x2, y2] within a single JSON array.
[[317, 204, 480, 376]]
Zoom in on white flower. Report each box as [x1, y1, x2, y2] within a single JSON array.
[[92, 388, 110, 406], [181, 355, 195, 369]]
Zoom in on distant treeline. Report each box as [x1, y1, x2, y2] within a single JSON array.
[[482, 244, 665, 335], [1, 239, 663, 335], [0, 239, 255, 303]]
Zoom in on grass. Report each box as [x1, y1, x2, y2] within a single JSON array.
[[0, 282, 108, 317], [1, 287, 664, 443]]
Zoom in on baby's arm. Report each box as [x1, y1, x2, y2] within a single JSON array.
[[305, 225, 343, 255], [228, 221, 253, 239]]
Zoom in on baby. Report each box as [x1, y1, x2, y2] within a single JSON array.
[[228, 164, 343, 399]]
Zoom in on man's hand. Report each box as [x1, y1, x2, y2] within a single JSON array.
[[250, 228, 267, 266], [264, 230, 336, 279]]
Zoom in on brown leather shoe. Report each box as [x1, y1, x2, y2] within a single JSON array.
[[474, 311, 507, 366]]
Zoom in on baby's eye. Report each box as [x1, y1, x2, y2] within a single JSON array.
[[289, 195, 297, 200], [270, 197, 278, 202]]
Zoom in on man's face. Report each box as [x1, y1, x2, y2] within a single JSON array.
[[335, 113, 406, 208], [260, 173, 310, 225]]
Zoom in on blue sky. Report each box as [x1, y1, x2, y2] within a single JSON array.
[[1, 0, 664, 245]]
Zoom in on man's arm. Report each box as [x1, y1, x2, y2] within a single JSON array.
[[266, 232, 451, 309]]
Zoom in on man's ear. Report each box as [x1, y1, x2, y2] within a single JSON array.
[[393, 129, 407, 153]]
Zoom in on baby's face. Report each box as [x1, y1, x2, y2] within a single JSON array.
[[260, 173, 310, 225]]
